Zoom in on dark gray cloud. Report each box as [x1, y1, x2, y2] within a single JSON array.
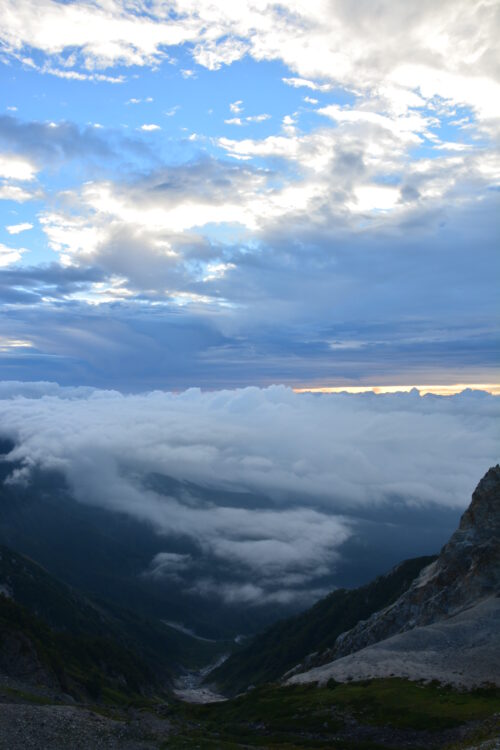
[[0, 115, 152, 171]]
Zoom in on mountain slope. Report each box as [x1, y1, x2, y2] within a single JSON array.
[[0, 544, 227, 687], [210, 554, 435, 694], [0, 593, 157, 701], [289, 465, 500, 688], [289, 595, 500, 688]]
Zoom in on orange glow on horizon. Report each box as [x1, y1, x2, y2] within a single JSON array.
[[293, 383, 500, 396]]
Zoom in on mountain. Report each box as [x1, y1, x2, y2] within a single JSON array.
[[1, 466, 499, 750], [0, 439, 457, 642], [210, 556, 436, 694], [289, 465, 500, 688], [213, 465, 500, 695], [0, 544, 227, 695], [0, 457, 316, 640], [0, 593, 155, 701]]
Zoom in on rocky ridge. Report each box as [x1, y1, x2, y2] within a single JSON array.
[[288, 465, 500, 684]]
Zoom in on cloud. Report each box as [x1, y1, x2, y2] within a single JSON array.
[[1, 1, 498, 130], [6, 222, 33, 235], [0, 337, 32, 351], [0, 242, 28, 267], [146, 552, 193, 582], [127, 97, 153, 105], [0, 383, 497, 601], [246, 114, 270, 123], [0, 115, 114, 165], [283, 77, 332, 92], [139, 123, 161, 131], [0, 153, 37, 181], [230, 100, 243, 114], [0, 184, 37, 202]]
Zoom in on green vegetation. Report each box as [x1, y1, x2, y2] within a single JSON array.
[[164, 679, 500, 749], [0, 543, 228, 681], [211, 556, 436, 694], [0, 594, 157, 702]]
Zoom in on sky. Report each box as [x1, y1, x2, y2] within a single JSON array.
[[0, 0, 498, 390]]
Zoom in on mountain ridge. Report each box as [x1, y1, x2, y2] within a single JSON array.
[[288, 465, 500, 688]]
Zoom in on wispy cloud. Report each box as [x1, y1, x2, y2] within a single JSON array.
[[283, 77, 331, 92]]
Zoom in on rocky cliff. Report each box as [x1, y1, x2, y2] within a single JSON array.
[[288, 465, 500, 684]]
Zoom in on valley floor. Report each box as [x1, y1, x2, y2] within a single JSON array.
[[1, 675, 499, 750]]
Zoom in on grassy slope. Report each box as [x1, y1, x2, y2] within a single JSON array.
[[0, 594, 156, 702], [211, 556, 436, 694], [165, 679, 500, 749]]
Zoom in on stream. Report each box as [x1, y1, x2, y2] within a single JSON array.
[[173, 653, 229, 704]]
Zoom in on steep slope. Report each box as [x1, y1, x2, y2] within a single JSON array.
[[210, 555, 435, 694], [289, 465, 500, 687], [0, 544, 226, 686], [289, 596, 500, 688], [0, 594, 157, 700]]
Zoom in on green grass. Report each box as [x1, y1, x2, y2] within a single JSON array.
[[3, 686, 53, 705], [322, 678, 500, 730], [162, 678, 500, 749]]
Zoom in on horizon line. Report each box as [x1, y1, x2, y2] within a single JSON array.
[[293, 383, 500, 396]]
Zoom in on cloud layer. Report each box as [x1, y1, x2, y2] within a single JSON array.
[[0, 3, 498, 387], [0, 383, 498, 602]]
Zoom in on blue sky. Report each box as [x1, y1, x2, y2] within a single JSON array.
[[0, 0, 499, 390]]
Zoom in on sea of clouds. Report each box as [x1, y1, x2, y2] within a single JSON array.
[[0, 383, 498, 603]]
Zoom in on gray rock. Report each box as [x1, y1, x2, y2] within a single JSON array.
[[288, 466, 500, 685]]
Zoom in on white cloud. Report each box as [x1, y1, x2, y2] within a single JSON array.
[[349, 185, 400, 212], [230, 100, 243, 114], [0, 1, 497, 130], [225, 114, 270, 126], [139, 123, 161, 131], [1, 384, 497, 509], [6, 222, 33, 235], [246, 113, 270, 123], [0, 242, 28, 266], [127, 97, 154, 105], [0, 337, 33, 351], [0, 154, 37, 181], [146, 552, 193, 581], [0, 384, 498, 596], [283, 77, 331, 92], [0, 185, 35, 202]]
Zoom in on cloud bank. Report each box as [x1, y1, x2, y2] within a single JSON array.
[[0, 383, 498, 602]]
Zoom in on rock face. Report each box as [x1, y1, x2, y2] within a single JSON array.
[[289, 465, 500, 680], [289, 596, 500, 688]]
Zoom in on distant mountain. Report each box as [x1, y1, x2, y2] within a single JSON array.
[[0, 437, 459, 646], [0, 460, 270, 639], [289, 465, 500, 688], [210, 555, 435, 694], [0, 544, 226, 694]]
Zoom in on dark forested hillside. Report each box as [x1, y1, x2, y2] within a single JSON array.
[[210, 555, 436, 694], [0, 544, 227, 685]]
